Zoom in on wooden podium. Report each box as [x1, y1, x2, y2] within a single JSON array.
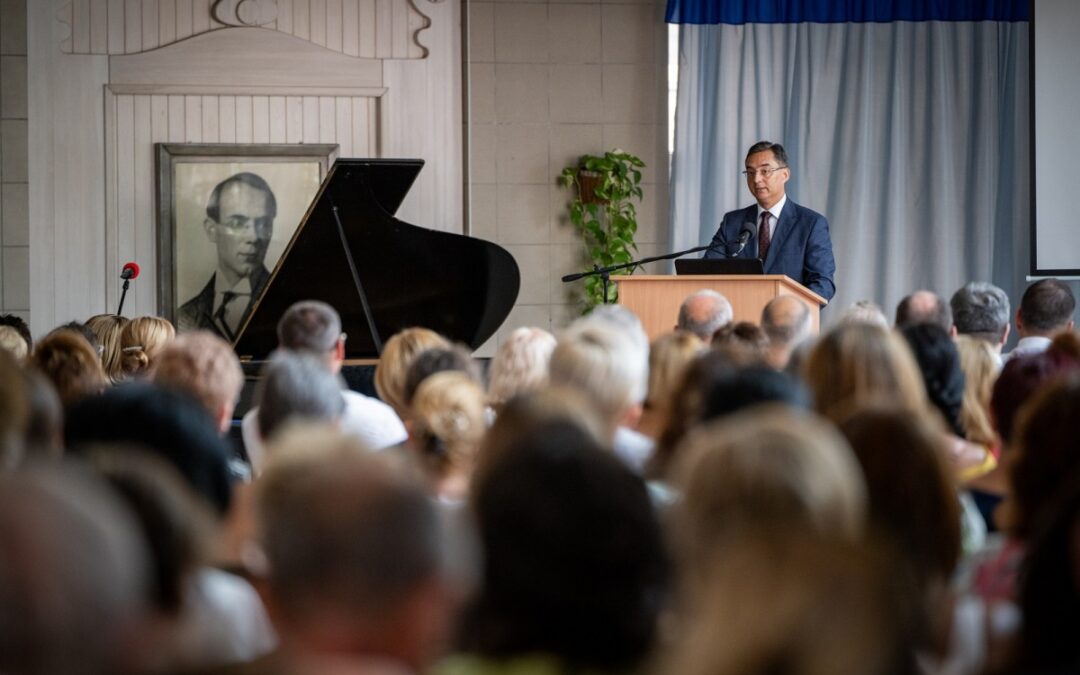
[[615, 275, 827, 341]]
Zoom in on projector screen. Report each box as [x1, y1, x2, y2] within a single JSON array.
[[1032, 0, 1080, 275]]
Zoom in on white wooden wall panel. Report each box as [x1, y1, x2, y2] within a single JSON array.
[[61, 0, 431, 58]]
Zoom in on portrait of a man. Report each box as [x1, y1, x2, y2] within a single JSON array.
[[158, 143, 337, 343], [177, 172, 276, 339]]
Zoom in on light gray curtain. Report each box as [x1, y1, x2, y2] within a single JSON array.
[[669, 20, 1032, 331]]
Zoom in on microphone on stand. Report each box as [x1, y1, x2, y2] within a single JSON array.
[[117, 262, 139, 316], [727, 225, 755, 258]]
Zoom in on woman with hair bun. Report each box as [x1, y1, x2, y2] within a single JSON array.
[[409, 370, 487, 501], [120, 316, 176, 379]]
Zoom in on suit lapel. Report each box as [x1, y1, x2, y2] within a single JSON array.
[[763, 200, 796, 272]]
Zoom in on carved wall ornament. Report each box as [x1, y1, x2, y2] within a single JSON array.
[[212, 0, 279, 27]]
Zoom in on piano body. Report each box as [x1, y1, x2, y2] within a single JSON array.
[[233, 158, 520, 361]]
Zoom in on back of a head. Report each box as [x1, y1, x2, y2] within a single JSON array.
[[65, 383, 234, 514], [761, 296, 812, 348], [0, 313, 33, 355], [410, 371, 487, 484], [276, 300, 341, 354], [0, 465, 150, 675], [464, 420, 667, 669], [49, 321, 100, 354], [698, 365, 810, 423], [668, 534, 909, 675], [710, 321, 769, 361], [119, 316, 176, 378], [86, 314, 129, 383], [375, 327, 450, 418], [256, 351, 346, 441], [0, 349, 29, 467], [803, 322, 927, 422], [673, 406, 866, 582], [954, 335, 1000, 447], [30, 330, 107, 407], [838, 408, 961, 590], [646, 331, 705, 411], [677, 289, 733, 340], [403, 343, 482, 411], [900, 323, 966, 437], [574, 305, 650, 402], [0, 324, 28, 361], [838, 300, 890, 328], [151, 330, 243, 422], [255, 439, 442, 629], [487, 327, 557, 408], [550, 322, 647, 424], [1018, 279, 1076, 335], [950, 281, 1010, 343], [989, 348, 1080, 449], [895, 290, 952, 332]]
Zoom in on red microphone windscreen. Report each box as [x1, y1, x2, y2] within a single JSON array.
[[122, 262, 140, 279]]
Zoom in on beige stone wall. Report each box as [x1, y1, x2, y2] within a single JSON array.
[[466, 0, 670, 354], [0, 0, 27, 323]]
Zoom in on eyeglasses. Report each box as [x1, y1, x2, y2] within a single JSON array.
[[742, 166, 787, 179]]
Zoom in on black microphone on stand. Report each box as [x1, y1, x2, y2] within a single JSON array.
[[117, 262, 139, 316], [720, 224, 755, 258]]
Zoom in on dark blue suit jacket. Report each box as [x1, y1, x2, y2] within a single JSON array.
[[704, 200, 836, 301]]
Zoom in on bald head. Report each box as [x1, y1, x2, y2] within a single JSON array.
[[677, 290, 733, 340], [761, 297, 812, 370], [895, 290, 952, 332]]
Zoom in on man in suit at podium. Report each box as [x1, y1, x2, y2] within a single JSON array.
[[178, 172, 275, 340], [704, 141, 836, 302]]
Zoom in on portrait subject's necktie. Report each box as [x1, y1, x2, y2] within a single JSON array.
[[214, 291, 242, 341], [758, 211, 772, 263]]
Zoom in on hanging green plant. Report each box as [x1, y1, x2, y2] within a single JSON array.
[[559, 149, 645, 312]]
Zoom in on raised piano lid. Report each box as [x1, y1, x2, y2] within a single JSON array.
[[233, 158, 520, 360]]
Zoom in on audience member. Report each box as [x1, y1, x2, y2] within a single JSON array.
[[638, 331, 704, 440], [252, 431, 462, 674], [951, 281, 1011, 352], [0, 349, 28, 467], [895, 289, 952, 331], [30, 329, 107, 407], [0, 465, 150, 675], [0, 312, 32, 355], [672, 406, 866, 587], [375, 327, 451, 420], [710, 320, 768, 362], [242, 301, 406, 470], [666, 534, 911, 675], [0, 324, 28, 361], [50, 319, 101, 355], [1008, 278, 1076, 360], [486, 327, 556, 412], [86, 313, 130, 383], [152, 330, 244, 435], [409, 371, 488, 501], [955, 334, 1001, 453], [119, 315, 176, 378], [403, 343, 483, 412], [451, 420, 667, 674], [254, 352, 346, 445], [899, 323, 966, 437], [676, 289, 733, 340], [838, 299, 890, 328], [760, 295, 812, 370], [803, 322, 927, 424], [549, 317, 651, 472]]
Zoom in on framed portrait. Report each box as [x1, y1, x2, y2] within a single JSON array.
[[156, 143, 338, 340]]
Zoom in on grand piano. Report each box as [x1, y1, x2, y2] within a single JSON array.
[[232, 158, 520, 362]]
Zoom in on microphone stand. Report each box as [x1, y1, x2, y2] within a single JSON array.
[[562, 243, 722, 305], [117, 276, 131, 316]]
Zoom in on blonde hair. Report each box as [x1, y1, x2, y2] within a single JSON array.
[[954, 334, 999, 447], [803, 322, 928, 423], [374, 327, 449, 418], [647, 331, 705, 410], [410, 371, 487, 485], [151, 331, 243, 420], [673, 406, 866, 585], [487, 327, 557, 409], [85, 314, 130, 383], [120, 316, 176, 378], [0, 325, 28, 361]]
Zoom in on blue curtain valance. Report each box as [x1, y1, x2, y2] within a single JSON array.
[[665, 0, 1030, 25]]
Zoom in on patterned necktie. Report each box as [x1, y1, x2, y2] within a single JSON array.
[[758, 211, 772, 262]]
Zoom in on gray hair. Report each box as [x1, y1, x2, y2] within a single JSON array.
[[568, 306, 650, 405], [950, 282, 1010, 342], [487, 327, 557, 407], [277, 300, 342, 354], [838, 301, 889, 329], [678, 290, 734, 341], [550, 321, 649, 423], [256, 352, 346, 440]]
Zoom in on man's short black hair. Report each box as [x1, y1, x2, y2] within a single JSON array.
[[0, 314, 32, 353], [1019, 279, 1076, 333], [746, 141, 788, 167], [205, 172, 278, 223]]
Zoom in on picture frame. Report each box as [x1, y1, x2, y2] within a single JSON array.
[[155, 143, 339, 340]]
